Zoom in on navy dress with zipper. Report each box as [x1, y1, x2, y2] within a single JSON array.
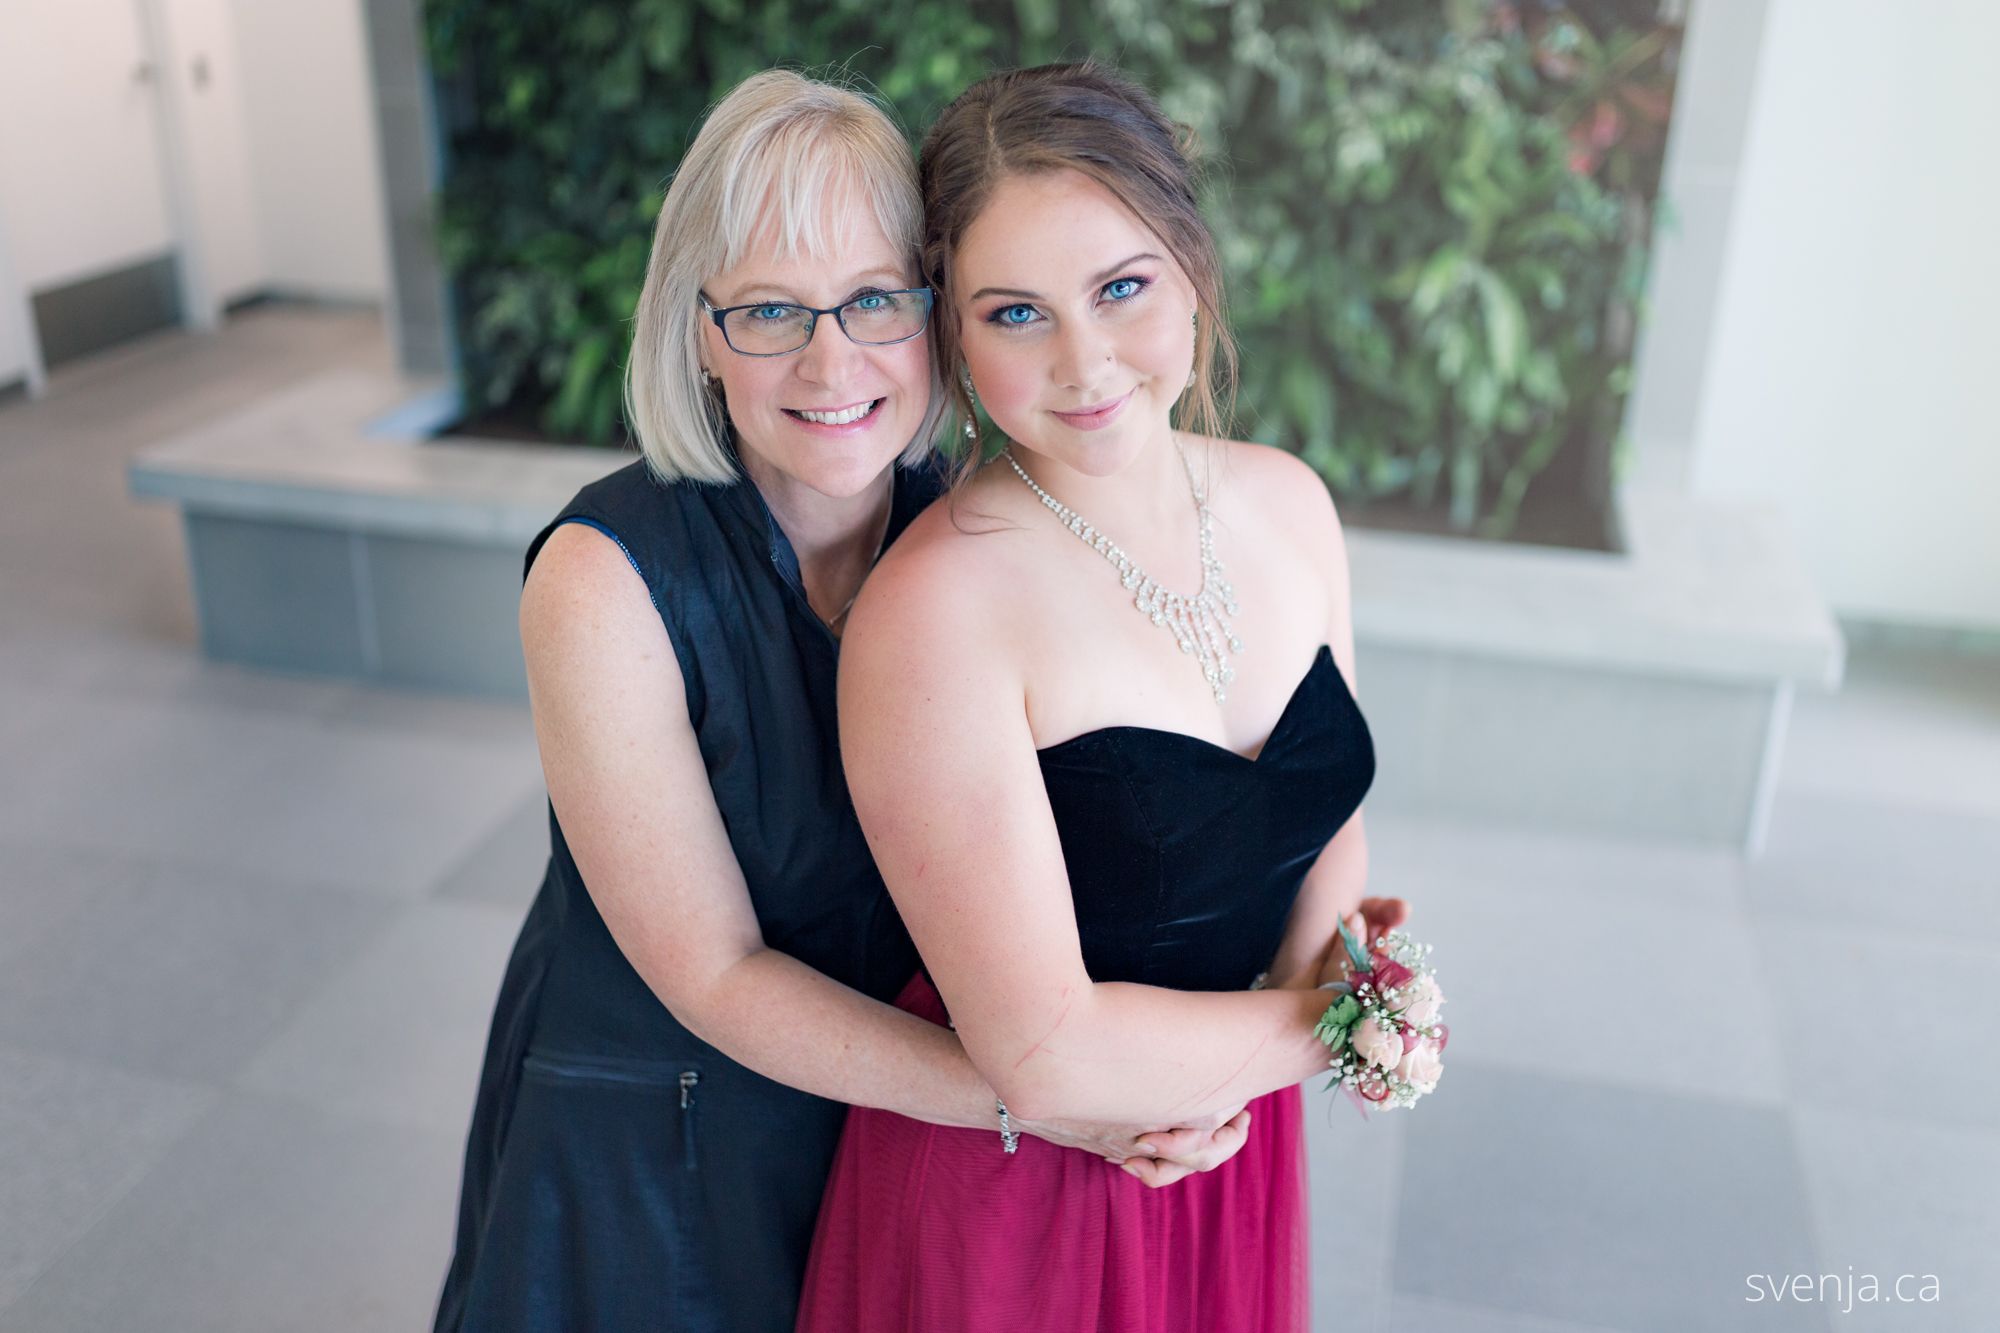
[[432, 455, 940, 1333]]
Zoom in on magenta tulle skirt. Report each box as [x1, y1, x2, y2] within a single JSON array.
[[796, 970, 1309, 1333]]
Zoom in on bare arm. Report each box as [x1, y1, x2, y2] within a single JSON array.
[[522, 522, 1000, 1131], [837, 550, 1336, 1128]]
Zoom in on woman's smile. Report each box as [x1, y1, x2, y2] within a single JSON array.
[[1050, 388, 1134, 431], [783, 396, 887, 432]]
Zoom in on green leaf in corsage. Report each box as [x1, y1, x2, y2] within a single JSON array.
[[1315, 994, 1362, 1051]]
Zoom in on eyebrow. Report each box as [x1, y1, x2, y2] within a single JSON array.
[[718, 268, 912, 306], [968, 252, 1163, 304]]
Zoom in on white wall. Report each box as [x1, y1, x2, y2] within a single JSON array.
[[1686, 0, 2000, 630], [0, 199, 36, 391], [226, 0, 389, 303], [1622, 0, 1769, 494], [159, 0, 266, 308], [0, 0, 178, 290], [0, 0, 386, 385]]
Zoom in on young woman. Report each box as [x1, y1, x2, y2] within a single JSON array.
[[799, 63, 1403, 1331], [432, 71, 1250, 1333]]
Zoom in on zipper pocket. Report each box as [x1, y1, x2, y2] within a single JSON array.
[[520, 1052, 693, 1090], [678, 1071, 699, 1172], [518, 1053, 703, 1171]]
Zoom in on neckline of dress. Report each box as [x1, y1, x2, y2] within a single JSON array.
[[1035, 644, 1337, 766]]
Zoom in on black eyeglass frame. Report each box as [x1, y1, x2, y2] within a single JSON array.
[[698, 287, 935, 357]]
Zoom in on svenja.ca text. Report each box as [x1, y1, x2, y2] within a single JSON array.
[[1746, 1271, 1940, 1313]]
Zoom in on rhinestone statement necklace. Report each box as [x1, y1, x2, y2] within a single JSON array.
[[1002, 444, 1244, 702]]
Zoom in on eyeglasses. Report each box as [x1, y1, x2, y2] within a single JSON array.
[[699, 288, 934, 357]]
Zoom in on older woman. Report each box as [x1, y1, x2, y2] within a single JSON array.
[[431, 71, 1244, 1333]]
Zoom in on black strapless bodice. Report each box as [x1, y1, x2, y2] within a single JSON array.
[[1036, 644, 1374, 992]]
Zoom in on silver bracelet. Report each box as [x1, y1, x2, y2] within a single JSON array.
[[995, 1097, 1020, 1154]]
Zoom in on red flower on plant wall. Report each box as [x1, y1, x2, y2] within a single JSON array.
[[1493, 1, 1679, 178]]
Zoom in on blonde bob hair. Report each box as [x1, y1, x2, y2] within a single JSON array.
[[625, 69, 942, 483]]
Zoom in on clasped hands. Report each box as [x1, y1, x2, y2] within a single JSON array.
[[1025, 896, 1410, 1188]]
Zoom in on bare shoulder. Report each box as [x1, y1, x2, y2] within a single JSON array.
[[843, 479, 1033, 691], [1205, 436, 1347, 556], [1202, 437, 1359, 670], [520, 520, 679, 686]]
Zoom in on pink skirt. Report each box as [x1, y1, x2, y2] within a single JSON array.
[[796, 971, 1309, 1333]]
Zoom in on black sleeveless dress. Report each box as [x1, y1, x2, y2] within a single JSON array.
[[433, 457, 940, 1333]]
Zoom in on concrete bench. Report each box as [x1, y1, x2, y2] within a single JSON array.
[[129, 369, 621, 698], [131, 369, 1843, 851], [1347, 490, 1842, 852]]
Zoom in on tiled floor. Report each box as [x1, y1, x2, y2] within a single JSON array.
[[1, 308, 1994, 1332]]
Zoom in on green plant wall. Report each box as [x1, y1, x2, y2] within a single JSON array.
[[426, 0, 1678, 538]]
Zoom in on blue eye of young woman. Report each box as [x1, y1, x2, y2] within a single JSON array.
[[1102, 276, 1147, 302], [991, 304, 1040, 327]]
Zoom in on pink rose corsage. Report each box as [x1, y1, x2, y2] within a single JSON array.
[[1314, 917, 1447, 1114]]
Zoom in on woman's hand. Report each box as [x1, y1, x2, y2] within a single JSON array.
[[1316, 896, 1411, 988], [1016, 1105, 1253, 1188], [1122, 1108, 1252, 1187]]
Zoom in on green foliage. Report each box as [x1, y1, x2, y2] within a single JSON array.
[[427, 0, 1675, 535], [1142, 0, 1675, 534], [1315, 993, 1362, 1049]]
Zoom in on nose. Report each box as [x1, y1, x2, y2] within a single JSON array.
[[792, 309, 865, 389], [1049, 318, 1115, 392]]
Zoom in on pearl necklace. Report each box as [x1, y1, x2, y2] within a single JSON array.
[[1002, 443, 1244, 702]]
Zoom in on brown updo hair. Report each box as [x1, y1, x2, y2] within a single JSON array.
[[919, 61, 1238, 483]]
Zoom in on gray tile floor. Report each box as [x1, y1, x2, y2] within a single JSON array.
[[1, 307, 1994, 1332]]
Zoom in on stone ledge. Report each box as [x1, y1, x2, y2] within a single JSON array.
[[1348, 491, 1844, 692], [129, 369, 1846, 849], [128, 369, 624, 546], [130, 371, 1844, 695]]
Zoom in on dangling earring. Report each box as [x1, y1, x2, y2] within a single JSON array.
[[961, 373, 980, 445], [1186, 310, 1199, 390]]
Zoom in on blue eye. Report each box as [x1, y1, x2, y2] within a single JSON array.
[[748, 305, 791, 322], [851, 293, 887, 311], [1103, 276, 1147, 302], [992, 304, 1040, 327]]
